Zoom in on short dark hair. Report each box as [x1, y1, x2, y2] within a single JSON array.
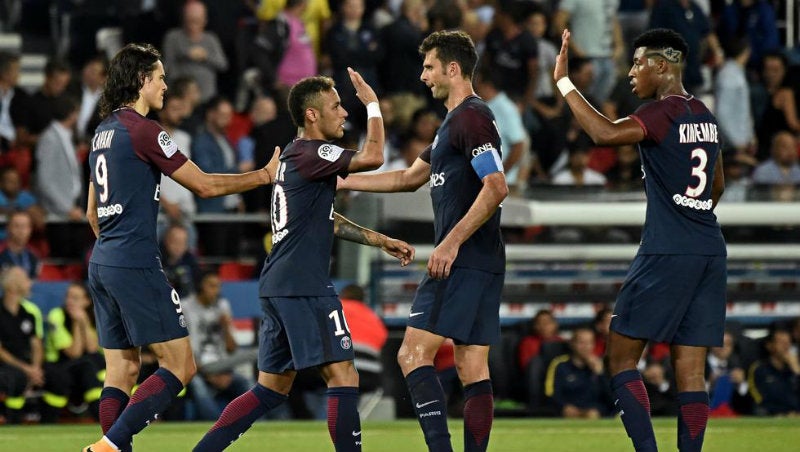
[[98, 43, 161, 118], [633, 28, 689, 63], [419, 30, 478, 80], [52, 96, 78, 121], [287, 76, 335, 128], [339, 283, 365, 301], [170, 75, 198, 99], [44, 58, 71, 77], [0, 51, 20, 75]]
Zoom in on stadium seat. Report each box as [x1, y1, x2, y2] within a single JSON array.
[[218, 262, 256, 281], [38, 264, 65, 281]]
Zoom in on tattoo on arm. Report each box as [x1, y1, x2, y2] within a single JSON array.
[[333, 212, 383, 247]]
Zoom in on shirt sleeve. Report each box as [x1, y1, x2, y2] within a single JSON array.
[[451, 106, 503, 178], [130, 120, 189, 176], [630, 101, 671, 144]]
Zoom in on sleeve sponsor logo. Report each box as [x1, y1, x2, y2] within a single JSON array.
[[471, 142, 497, 157], [317, 143, 345, 162], [158, 131, 178, 157]]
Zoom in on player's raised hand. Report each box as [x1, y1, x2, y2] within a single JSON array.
[[348, 67, 378, 106], [264, 145, 282, 183], [554, 29, 571, 82], [381, 237, 416, 267]]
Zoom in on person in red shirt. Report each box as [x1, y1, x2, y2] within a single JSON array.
[[517, 309, 564, 371], [340, 284, 388, 393]]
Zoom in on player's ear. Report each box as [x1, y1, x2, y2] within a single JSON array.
[[305, 107, 318, 123]]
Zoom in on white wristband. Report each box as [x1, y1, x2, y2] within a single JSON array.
[[366, 101, 382, 119], [556, 77, 576, 97]]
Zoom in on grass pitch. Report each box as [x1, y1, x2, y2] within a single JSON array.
[[2, 417, 798, 451]]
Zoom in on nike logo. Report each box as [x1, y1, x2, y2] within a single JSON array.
[[611, 315, 618, 318], [352, 431, 361, 437], [415, 400, 438, 409], [409, 312, 424, 317]]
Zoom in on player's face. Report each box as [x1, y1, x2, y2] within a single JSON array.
[[628, 47, 659, 99], [420, 49, 450, 100], [141, 60, 167, 111], [316, 88, 348, 140]]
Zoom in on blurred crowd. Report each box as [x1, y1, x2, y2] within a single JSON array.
[[0, 0, 799, 259]]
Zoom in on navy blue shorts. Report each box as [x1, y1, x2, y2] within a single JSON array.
[[408, 267, 504, 345], [88, 263, 188, 349], [611, 254, 726, 347], [258, 296, 355, 373]]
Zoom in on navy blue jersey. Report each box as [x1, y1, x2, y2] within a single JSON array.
[[420, 95, 505, 273], [259, 139, 356, 297], [88, 108, 188, 268], [629, 95, 726, 255]]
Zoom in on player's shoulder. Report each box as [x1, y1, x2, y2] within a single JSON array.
[[453, 96, 494, 125]]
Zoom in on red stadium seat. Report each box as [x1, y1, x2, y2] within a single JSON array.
[[218, 262, 255, 281], [39, 264, 65, 281]]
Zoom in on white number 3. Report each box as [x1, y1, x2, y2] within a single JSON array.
[[685, 148, 708, 198]]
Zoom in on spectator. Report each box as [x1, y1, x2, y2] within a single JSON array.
[[325, 0, 384, 135], [0, 210, 41, 279], [552, 142, 607, 186], [44, 282, 104, 422], [0, 266, 44, 423], [0, 51, 24, 153], [239, 96, 294, 212], [274, 0, 318, 94], [717, 0, 780, 72], [15, 58, 72, 147], [256, 0, 332, 59], [706, 330, 749, 416], [544, 327, 612, 418], [33, 96, 83, 220], [642, 361, 678, 416], [474, 66, 529, 195], [592, 306, 613, 357], [517, 309, 564, 371], [649, 0, 724, 94], [192, 96, 242, 214], [162, 1, 229, 103], [71, 55, 107, 142], [749, 328, 800, 416], [751, 131, 800, 185], [156, 95, 197, 249], [715, 36, 755, 155], [161, 223, 202, 299], [397, 107, 440, 168], [172, 75, 204, 136], [481, 0, 538, 104], [721, 152, 756, 203], [339, 283, 388, 394], [753, 52, 800, 161], [183, 272, 254, 421], [605, 144, 643, 191], [0, 167, 43, 242], [379, 0, 429, 97], [553, 0, 623, 104]]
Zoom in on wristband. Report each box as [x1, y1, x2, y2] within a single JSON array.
[[366, 101, 382, 119], [556, 77, 576, 97]]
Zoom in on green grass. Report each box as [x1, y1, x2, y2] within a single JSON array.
[[2, 417, 799, 451]]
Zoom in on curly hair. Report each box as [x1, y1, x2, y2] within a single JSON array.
[[98, 43, 161, 118], [287, 76, 336, 128], [419, 30, 478, 80]]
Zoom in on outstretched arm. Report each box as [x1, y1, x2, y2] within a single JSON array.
[[333, 212, 415, 266], [554, 29, 644, 146], [338, 157, 431, 193], [170, 146, 281, 198]]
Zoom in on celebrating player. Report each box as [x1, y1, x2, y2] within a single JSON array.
[[554, 28, 726, 451], [338, 30, 508, 452], [82, 43, 279, 452], [193, 70, 414, 452]]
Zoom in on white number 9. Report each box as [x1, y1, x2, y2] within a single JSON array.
[[95, 154, 109, 203]]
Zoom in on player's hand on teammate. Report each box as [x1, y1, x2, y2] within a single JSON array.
[[380, 236, 415, 267], [428, 240, 458, 279], [348, 67, 378, 106], [264, 146, 282, 184], [554, 29, 571, 82]]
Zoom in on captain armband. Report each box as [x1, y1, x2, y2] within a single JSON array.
[[470, 147, 504, 179]]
